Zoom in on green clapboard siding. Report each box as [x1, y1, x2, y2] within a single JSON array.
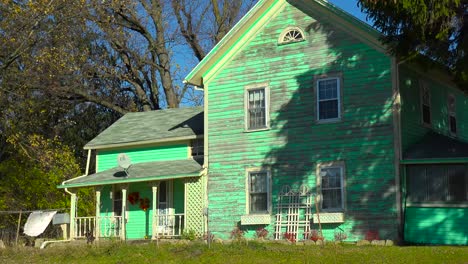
[[206, 3, 396, 240], [97, 144, 188, 172], [400, 65, 468, 152], [405, 207, 468, 245], [99, 180, 185, 240]]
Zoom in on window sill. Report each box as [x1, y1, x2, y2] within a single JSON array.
[[244, 127, 270, 133], [241, 214, 271, 225], [316, 118, 342, 124], [313, 212, 344, 224], [406, 203, 468, 208]]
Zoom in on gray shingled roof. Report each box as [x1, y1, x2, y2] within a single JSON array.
[[404, 132, 468, 160], [85, 107, 203, 149], [58, 159, 202, 188]]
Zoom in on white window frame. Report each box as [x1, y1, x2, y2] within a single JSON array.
[[420, 80, 431, 126], [278, 26, 306, 45], [245, 168, 272, 215], [316, 77, 342, 123], [448, 93, 457, 136], [112, 187, 123, 217], [316, 161, 345, 212], [244, 84, 270, 131]]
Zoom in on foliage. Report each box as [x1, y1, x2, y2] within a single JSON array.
[[358, 0, 468, 90], [365, 230, 380, 241], [181, 229, 198, 241], [230, 226, 245, 241], [255, 227, 268, 239], [283, 232, 296, 243], [0, 134, 94, 228], [334, 230, 347, 242], [306, 230, 324, 242]]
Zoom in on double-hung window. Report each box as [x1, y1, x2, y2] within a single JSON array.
[[420, 81, 431, 125], [318, 163, 345, 211], [448, 94, 457, 135], [245, 86, 269, 130], [317, 77, 341, 121], [248, 170, 270, 214]]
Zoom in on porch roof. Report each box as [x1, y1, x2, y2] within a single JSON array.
[[402, 132, 468, 164], [58, 159, 202, 188]]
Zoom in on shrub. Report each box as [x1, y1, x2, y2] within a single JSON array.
[[230, 226, 245, 241], [255, 227, 268, 239], [181, 229, 197, 241], [365, 230, 379, 241], [334, 230, 347, 242], [307, 230, 324, 242], [283, 232, 296, 243]]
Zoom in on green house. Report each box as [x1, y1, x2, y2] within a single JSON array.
[[184, 0, 468, 244], [59, 107, 206, 240]]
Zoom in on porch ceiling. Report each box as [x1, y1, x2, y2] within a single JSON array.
[[58, 159, 202, 188], [402, 131, 468, 163]]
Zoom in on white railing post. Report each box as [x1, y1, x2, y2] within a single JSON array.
[[151, 185, 158, 240], [121, 188, 127, 241], [95, 190, 101, 240], [70, 193, 77, 239]]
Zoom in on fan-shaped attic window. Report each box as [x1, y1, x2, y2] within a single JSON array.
[[278, 27, 305, 45]]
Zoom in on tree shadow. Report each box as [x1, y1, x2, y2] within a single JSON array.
[[257, 4, 398, 241]]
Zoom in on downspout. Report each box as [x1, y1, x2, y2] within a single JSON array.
[[40, 149, 92, 249]]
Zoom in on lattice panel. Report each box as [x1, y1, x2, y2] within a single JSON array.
[[184, 177, 204, 235], [274, 185, 315, 241], [313, 212, 344, 224]]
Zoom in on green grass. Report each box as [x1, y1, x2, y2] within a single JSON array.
[[1, 241, 467, 264]]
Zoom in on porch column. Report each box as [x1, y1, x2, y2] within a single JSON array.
[[121, 188, 127, 241], [151, 185, 158, 240], [95, 189, 101, 240], [70, 193, 77, 240]]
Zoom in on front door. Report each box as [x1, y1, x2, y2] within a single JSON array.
[[157, 181, 174, 236]]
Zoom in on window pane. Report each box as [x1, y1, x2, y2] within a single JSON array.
[[426, 165, 447, 202], [321, 167, 341, 188], [407, 166, 427, 202], [318, 79, 338, 100], [322, 189, 342, 209], [250, 172, 267, 193], [321, 166, 343, 210], [248, 89, 266, 129], [250, 193, 267, 213], [319, 100, 339, 120], [422, 105, 431, 124], [450, 115, 457, 134], [448, 165, 467, 201], [407, 164, 468, 203], [249, 171, 268, 213]]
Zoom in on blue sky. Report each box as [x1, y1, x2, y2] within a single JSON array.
[[328, 0, 368, 24]]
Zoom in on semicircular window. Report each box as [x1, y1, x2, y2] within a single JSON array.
[[279, 27, 305, 44]]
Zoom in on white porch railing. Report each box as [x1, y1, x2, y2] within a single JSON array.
[[99, 216, 123, 238], [153, 213, 185, 238], [74, 216, 123, 239], [74, 217, 96, 239]]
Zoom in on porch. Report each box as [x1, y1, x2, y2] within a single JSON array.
[[74, 213, 185, 240], [58, 159, 206, 241]]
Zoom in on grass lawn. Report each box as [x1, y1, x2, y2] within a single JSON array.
[[1, 241, 467, 264]]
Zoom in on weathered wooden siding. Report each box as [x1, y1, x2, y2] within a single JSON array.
[[96, 143, 188, 172], [400, 65, 468, 151], [206, 3, 396, 240], [404, 207, 468, 245]]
